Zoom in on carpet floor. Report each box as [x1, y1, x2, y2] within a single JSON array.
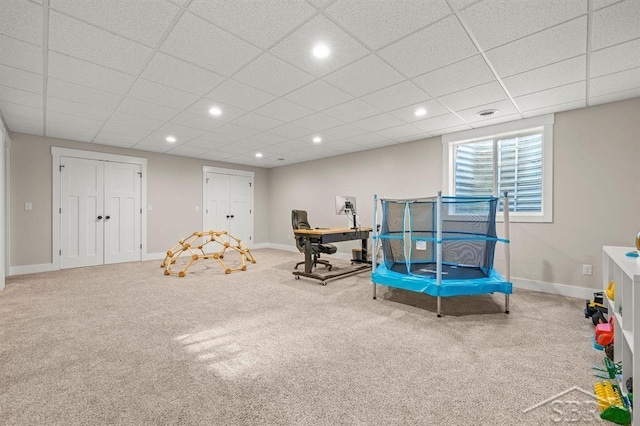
[[0, 248, 603, 425]]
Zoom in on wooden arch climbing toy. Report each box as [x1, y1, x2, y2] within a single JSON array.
[[161, 231, 256, 277]]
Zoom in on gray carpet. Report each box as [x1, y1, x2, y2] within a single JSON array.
[[0, 249, 603, 425]]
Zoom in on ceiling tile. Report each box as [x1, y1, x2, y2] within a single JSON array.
[[502, 56, 586, 97], [514, 81, 586, 112], [323, 55, 405, 97], [269, 14, 370, 77], [326, 0, 452, 50], [93, 133, 139, 148], [590, 67, 640, 98], [170, 111, 226, 132], [284, 80, 353, 111], [353, 113, 405, 132], [486, 17, 587, 77], [197, 151, 237, 162], [449, 0, 480, 10], [348, 132, 394, 148], [461, 0, 585, 50], [128, 79, 199, 110], [50, 0, 179, 47], [99, 122, 151, 139], [187, 134, 231, 148], [206, 79, 276, 110], [0, 86, 42, 108], [141, 52, 225, 96], [590, 39, 640, 77], [152, 122, 208, 144], [108, 111, 164, 131], [117, 97, 180, 121], [46, 111, 103, 130], [290, 112, 344, 131], [4, 113, 43, 135], [388, 100, 449, 123], [375, 123, 424, 140], [240, 132, 287, 146], [437, 81, 507, 111], [412, 113, 468, 132], [254, 98, 315, 121], [49, 11, 152, 74], [323, 140, 368, 154], [378, 15, 477, 77], [361, 80, 430, 111], [133, 134, 175, 153], [1, 0, 42, 45], [589, 87, 640, 106], [413, 55, 495, 97], [185, 99, 246, 122], [521, 100, 586, 118], [593, 0, 622, 10], [166, 144, 208, 158], [0, 65, 42, 93], [591, 0, 640, 50], [46, 123, 99, 142], [323, 124, 368, 139], [230, 112, 284, 131], [268, 123, 314, 139], [189, 0, 315, 49], [322, 99, 382, 122], [0, 35, 42, 74], [160, 12, 261, 76], [233, 53, 316, 96], [47, 51, 135, 95], [47, 78, 122, 110], [0, 101, 42, 120], [47, 97, 111, 121], [213, 123, 260, 139], [455, 99, 519, 123]]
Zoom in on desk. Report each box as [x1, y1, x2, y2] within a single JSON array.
[[293, 227, 372, 285]]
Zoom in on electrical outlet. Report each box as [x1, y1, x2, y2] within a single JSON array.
[[582, 264, 593, 276], [24, 202, 32, 211]]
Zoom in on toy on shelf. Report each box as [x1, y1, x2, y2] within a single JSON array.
[[595, 316, 615, 347], [594, 381, 632, 425], [606, 280, 615, 301], [585, 291, 608, 325], [161, 230, 256, 277]]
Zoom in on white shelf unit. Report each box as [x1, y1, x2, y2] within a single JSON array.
[[603, 246, 638, 424]]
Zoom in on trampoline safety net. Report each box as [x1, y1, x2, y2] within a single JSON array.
[[380, 196, 498, 280]]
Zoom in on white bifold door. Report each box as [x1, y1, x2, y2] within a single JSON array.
[[205, 172, 253, 247], [60, 157, 142, 269]]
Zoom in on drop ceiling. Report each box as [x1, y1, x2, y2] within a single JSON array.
[[1, 0, 638, 168]]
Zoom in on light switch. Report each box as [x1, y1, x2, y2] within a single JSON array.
[[195, 205, 200, 212], [24, 202, 32, 211], [148, 204, 153, 211]]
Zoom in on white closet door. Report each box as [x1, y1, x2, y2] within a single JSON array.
[[60, 157, 104, 269], [205, 172, 230, 233], [228, 175, 252, 246], [104, 162, 142, 264]]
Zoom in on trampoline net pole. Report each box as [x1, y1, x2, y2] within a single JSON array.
[[503, 191, 511, 313], [436, 191, 443, 317]]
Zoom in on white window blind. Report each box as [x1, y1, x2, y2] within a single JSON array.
[[454, 133, 543, 213]]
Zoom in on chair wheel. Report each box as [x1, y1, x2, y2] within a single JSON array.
[[321, 282, 327, 286], [295, 276, 299, 280], [327, 266, 332, 271], [294, 265, 298, 269]]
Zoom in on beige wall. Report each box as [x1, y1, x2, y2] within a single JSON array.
[[270, 98, 640, 290], [10, 133, 269, 266]]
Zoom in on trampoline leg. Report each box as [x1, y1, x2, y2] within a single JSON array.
[[437, 296, 442, 317], [372, 282, 377, 300], [505, 294, 510, 314]]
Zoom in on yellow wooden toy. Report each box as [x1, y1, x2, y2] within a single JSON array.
[[161, 230, 256, 277]]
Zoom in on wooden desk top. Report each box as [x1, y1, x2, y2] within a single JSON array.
[[294, 227, 372, 236]]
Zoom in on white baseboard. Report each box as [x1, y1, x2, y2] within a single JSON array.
[[512, 277, 595, 300], [144, 252, 167, 261], [9, 263, 54, 276]]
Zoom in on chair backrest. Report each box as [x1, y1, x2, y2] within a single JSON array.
[[292, 210, 311, 253]]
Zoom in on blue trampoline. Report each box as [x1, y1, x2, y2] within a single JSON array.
[[371, 192, 512, 316]]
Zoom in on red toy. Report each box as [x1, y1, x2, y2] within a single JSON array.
[[595, 316, 614, 346]]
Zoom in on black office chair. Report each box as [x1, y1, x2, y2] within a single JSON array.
[[292, 210, 337, 271]]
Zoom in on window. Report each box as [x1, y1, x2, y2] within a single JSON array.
[[443, 114, 553, 223]]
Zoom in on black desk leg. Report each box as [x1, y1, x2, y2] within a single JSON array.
[[304, 236, 313, 273], [361, 238, 367, 262]]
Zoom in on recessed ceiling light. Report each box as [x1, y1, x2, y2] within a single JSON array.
[[255, 152, 263, 158], [414, 108, 427, 117], [208, 106, 222, 116], [312, 43, 330, 59], [476, 109, 498, 117], [312, 136, 322, 143], [166, 136, 176, 143]]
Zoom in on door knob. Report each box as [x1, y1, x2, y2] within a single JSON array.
[[97, 215, 103, 220], [105, 215, 110, 220], [230, 215, 235, 218]]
